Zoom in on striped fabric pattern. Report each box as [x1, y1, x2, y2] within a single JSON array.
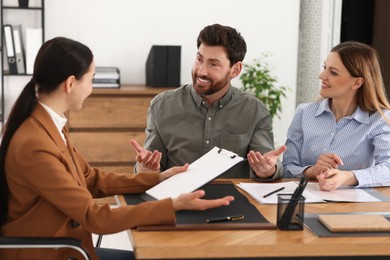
[[283, 98, 390, 187]]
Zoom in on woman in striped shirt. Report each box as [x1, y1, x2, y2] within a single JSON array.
[[283, 41, 390, 191]]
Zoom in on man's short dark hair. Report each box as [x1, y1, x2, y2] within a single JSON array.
[[197, 24, 247, 66]]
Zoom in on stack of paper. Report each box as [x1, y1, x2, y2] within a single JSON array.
[[93, 67, 120, 88], [237, 181, 381, 204]]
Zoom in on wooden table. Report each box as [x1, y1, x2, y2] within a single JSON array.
[[118, 179, 390, 259]]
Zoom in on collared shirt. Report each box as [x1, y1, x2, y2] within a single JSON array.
[[143, 84, 282, 178], [39, 102, 67, 144], [283, 98, 390, 187]]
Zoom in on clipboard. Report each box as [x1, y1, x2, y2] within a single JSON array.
[[141, 147, 245, 201]]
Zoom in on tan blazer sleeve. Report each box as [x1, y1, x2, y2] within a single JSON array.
[[6, 121, 176, 235]]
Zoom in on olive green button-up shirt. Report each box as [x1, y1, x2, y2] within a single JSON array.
[[143, 84, 283, 179]]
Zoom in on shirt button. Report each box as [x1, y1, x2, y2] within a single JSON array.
[[206, 140, 210, 144], [219, 105, 223, 108], [208, 117, 212, 120]]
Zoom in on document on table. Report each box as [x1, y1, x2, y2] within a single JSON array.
[[237, 181, 381, 204], [142, 147, 244, 200]]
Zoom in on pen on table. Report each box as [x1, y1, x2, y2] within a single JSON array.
[[206, 215, 244, 223], [263, 187, 285, 198]]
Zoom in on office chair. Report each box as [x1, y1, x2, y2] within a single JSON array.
[[0, 236, 90, 260]]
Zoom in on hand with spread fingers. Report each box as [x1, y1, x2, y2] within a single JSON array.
[[172, 189, 234, 211], [247, 145, 286, 179], [150, 163, 234, 211], [130, 139, 162, 172]]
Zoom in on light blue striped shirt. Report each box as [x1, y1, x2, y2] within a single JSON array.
[[283, 98, 390, 187]]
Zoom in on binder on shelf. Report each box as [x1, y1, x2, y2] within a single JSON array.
[[25, 27, 43, 75], [93, 67, 120, 88], [3, 24, 17, 74], [145, 45, 181, 88], [12, 25, 26, 74]]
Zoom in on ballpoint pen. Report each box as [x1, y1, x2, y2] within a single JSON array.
[[207, 215, 245, 223], [263, 187, 285, 198]]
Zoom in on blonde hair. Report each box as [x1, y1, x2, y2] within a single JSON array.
[[331, 41, 390, 124]]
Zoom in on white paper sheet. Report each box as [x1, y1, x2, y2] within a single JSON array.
[[237, 181, 381, 204], [305, 183, 381, 202], [144, 147, 244, 200]]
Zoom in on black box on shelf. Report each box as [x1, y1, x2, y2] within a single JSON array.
[[146, 45, 181, 88]]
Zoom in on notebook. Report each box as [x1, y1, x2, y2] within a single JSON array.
[[318, 214, 390, 232]]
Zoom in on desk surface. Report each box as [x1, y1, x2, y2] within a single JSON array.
[[118, 179, 390, 259]]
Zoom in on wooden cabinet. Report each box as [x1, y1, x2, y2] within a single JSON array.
[[68, 85, 170, 173]]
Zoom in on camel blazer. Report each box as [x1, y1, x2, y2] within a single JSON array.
[[1, 104, 176, 260]]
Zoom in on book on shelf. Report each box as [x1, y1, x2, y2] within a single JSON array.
[[93, 67, 120, 88]]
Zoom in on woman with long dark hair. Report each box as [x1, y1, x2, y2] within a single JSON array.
[[0, 37, 233, 260]]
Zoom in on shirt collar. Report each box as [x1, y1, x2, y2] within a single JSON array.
[[190, 84, 233, 109], [352, 106, 370, 124], [38, 101, 68, 133], [315, 98, 369, 124], [315, 98, 331, 116]]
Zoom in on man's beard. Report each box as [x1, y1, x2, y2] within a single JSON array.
[[192, 72, 230, 96]]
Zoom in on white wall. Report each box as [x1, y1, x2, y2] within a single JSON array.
[[4, 0, 300, 147]]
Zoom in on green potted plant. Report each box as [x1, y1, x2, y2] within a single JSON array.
[[240, 53, 289, 120]]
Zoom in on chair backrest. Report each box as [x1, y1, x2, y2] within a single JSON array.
[[0, 236, 90, 260]]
